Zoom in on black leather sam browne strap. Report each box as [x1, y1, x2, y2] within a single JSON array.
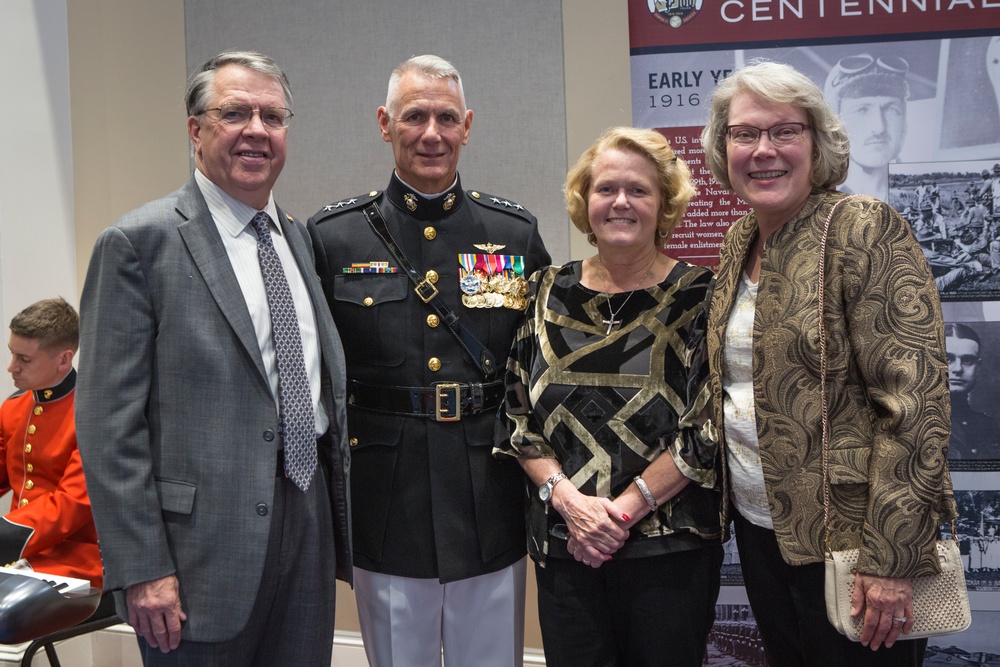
[[362, 202, 498, 380]]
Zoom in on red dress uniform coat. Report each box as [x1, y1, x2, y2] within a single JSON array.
[[0, 369, 102, 588]]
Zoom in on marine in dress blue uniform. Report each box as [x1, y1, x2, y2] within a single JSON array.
[[309, 56, 550, 666]]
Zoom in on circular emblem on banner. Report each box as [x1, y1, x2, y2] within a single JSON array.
[[647, 0, 703, 28]]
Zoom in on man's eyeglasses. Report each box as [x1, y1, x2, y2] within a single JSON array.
[[198, 103, 293, 129], [947, 353, 980, 367], [725, 122, 810, 148]]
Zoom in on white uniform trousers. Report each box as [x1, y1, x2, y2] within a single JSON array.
[[354, 558, 527, 667]]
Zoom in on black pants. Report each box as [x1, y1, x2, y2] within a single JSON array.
[[535, 545, 723, 667], [733, 510, 926, 667]]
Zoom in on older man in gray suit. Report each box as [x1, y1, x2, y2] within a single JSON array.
[[76, 50, 351, 666]]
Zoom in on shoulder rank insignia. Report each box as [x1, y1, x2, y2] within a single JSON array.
[[313, 191, 381, 224], [489, 197, 525, 211], [323, 197, 359, 212], [467, 190, 533, 221]]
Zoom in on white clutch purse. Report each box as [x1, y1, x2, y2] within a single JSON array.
[[824, 540, 972, 640]]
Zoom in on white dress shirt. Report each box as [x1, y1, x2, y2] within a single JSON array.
[[194, 169, 328, 436]]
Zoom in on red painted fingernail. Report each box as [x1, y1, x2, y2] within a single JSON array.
[[622, 513, 631, 521]]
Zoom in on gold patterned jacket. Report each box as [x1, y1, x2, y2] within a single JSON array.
[[707, 189, 957, 578]]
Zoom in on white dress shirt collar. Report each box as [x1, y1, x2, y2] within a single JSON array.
[[194, 168, 281, 235]]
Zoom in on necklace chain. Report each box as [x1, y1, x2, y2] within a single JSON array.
[[597, 253, 657, 335]]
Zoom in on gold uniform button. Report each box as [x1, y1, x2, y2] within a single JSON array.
[[424, 226, 437, 240], [26, 464, 33, 473], [19, 499, 28, 507], [425, 270, 439, 284], [25, 480, 33, 490], [426, 314, 440, 328], [27, 425, 36, 435], [471, 191, 481, 199], [363, 297, 374, 307], [349, 437, 359, 447], [24, 444, 31, 454], [33, 406, 43, 416], [428, 357, 442, 372]]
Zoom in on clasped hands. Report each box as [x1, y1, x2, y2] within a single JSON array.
[[554, 484, 636, 569]]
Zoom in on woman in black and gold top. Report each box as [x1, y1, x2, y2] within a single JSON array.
[[496, 127, 722, 667]]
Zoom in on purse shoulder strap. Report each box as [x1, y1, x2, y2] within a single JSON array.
[[818, 195, 959, 552], [818, 196, 845, 553]]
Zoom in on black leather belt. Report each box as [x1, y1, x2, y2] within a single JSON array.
[[347, 379, 505, 422]]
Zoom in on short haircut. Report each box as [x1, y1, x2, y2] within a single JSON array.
[[565, 126, 696, 247], [9, 297, 79, 352], [385, 55, 466, 117], [185, 50, 292, 118], [700, 60, 850, 192], [944, 322, 981, 349]]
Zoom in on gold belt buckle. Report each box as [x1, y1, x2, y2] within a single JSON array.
[[434, 383, 461, 421], [415, 279, 439, 303]]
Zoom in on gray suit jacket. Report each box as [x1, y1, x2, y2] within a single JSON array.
[[76, 176, 351, 642]]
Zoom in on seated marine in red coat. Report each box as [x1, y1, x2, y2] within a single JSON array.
[[0, 297, 102, 589]]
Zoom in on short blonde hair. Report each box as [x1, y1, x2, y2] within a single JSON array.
[[565, 127, 696, 247], [700, 60, 850, 191]]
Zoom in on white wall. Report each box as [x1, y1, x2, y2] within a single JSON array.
[[0, 0, 77, 398]]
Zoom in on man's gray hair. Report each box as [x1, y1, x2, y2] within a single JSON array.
[[385, 55, 466, 117], [185, 50, 292, 117]]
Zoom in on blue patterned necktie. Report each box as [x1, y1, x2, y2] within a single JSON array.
[[250, 211, 317, 491]]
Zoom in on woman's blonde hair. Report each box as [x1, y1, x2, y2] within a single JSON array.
[[565, 127, 696, 247]]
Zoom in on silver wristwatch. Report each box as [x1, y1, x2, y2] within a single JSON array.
[[538, 472, 567, 504]]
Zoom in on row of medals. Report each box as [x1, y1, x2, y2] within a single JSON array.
[[460, 270, 530, 310]]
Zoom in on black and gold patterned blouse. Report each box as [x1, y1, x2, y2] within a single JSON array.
[[497, 260, 721, 565]]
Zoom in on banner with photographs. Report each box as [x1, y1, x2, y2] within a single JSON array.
[[629, 0, 1000, 663]]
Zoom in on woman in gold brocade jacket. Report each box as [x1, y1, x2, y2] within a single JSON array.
[[701, 61, 957, 666]]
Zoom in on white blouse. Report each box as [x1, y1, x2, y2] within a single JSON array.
[[721, 272, 773, 529]]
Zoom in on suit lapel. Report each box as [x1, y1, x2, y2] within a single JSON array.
[[175, 180, 270, 385]]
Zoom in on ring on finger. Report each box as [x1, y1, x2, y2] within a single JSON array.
[[892, 616, 907, 623]]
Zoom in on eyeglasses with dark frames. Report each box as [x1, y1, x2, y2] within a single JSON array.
[[725, 122, 811, 148]]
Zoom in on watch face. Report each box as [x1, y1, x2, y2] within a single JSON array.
[[539, 483, 552, 503]]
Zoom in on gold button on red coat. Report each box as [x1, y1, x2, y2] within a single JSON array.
[[19, 499, 28, 507], [33, 406, 42, 416], [25, 480, 34, 490], [27, 425, 36, 435], [24, 444, 31, 454]]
